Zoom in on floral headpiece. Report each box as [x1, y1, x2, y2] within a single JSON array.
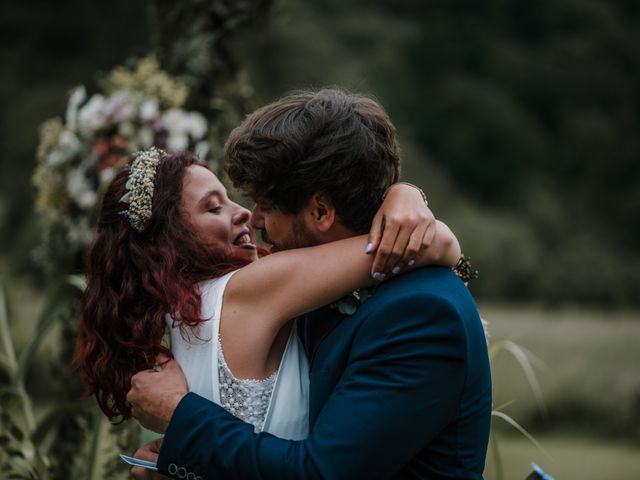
[[119, 147, 165, 231]]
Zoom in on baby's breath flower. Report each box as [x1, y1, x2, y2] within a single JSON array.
[[119, 147, 165, 232]]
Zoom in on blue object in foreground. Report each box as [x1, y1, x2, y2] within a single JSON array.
[[119, 454, 158, 471], [528, 462, 555, 480]]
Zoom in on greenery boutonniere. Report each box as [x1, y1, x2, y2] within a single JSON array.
[[331, 287, 375, 315]]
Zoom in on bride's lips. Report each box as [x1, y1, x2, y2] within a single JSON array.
[[233, 229, 256, 250]]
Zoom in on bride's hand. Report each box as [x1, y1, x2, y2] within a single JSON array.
[[367, 183, 435, 277]]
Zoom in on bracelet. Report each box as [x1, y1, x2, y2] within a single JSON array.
[[452, 255, 478, 283], [382, 182, 428, 204]]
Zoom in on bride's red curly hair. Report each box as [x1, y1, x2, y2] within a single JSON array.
[[71, 151, 254, 422]]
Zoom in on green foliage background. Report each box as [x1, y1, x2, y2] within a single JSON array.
[[237, 0, 640, 306], [2, 0, 639, 305]]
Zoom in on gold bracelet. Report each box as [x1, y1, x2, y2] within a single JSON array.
[[382, 182, 428, 204], [452, 255, 478, 283]]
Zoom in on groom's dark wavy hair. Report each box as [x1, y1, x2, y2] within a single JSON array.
[[71, 152, 253, 422], [224, 88, 401, 233]]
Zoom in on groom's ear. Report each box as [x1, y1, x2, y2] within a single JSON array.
[[307, 192, 336, 233]]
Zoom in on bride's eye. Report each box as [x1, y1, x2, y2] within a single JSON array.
[[208, 206, 222, 214]]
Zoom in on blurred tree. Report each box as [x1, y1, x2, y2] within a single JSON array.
[[1, 0, 638, 304], [149, 0, 272, 160], [237, 0, 640, 305]]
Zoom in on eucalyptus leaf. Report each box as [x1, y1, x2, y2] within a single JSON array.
[[0, 354, 13, 377], [81, 411, 133, 480], [17, 280, 82, 384], [9, 422, 24, 442], [32, 400, 92, 444], [0, 284, 17, 372], [66, 274, 87, 292]]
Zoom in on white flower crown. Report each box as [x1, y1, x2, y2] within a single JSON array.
[[119, 147, 166, 231]]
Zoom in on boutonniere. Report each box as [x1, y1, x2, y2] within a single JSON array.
[[331, 287, 375, 315]]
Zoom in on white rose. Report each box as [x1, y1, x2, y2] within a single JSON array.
[[186, 112, 208, 139], [58, 130, 81, 152], [140, 99, 159, 122], [194, 140, 210, 160], [67, 169, 97, 209], [163, 109, 188, 134], [78, 94, 106, 137], [104, 90, 136, 123], [99, 167, 117, 187], [167, 133, 189, 152], [65, 86, 87, 132], [46, 151, 66, 166]]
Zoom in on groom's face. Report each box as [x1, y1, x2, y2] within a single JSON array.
[[250, 198, 319, 252]]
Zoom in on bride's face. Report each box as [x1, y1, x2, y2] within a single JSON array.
[[180, 165, 258, 261]]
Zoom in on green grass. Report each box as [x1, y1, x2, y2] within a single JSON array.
[[483, 303, 640, 479], [485, 432, 640, 480], [483, 303, 640, 440]]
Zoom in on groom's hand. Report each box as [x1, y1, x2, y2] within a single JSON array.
[[127, 353, 188, 433], [130, 438, 169, 479], [368, 183, 435, 276]]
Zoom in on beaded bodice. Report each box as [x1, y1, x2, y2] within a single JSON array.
[[169, 272, 309, 440], [217, 337, 278, 433]]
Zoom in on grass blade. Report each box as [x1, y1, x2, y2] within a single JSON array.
[[16, 280, 82, 384], [0, 284, 17, 373], [489, 430, 503, 480], [492, 410, 553, 462], [496, 340, 548, 420]]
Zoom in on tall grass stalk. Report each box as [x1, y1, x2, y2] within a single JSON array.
[[490, 339, 548, 420], [0, 284, 36, 431], [488, 338, 551, 479]]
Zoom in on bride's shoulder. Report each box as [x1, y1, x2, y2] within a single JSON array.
[[199, 271, 238, 293]]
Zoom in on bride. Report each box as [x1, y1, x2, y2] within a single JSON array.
[[73, 147, 460, 439]]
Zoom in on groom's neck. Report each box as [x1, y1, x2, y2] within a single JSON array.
[[314, 222, 359, 245]]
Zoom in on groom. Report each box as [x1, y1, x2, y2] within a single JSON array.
[[128, 89, 492, 479]]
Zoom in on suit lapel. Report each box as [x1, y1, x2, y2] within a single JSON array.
[[299, 306, 346, 367]]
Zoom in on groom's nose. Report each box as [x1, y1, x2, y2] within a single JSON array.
[[232, 204, 251, 225], [250, 204, 264, 229]]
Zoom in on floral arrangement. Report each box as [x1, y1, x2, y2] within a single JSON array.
[[32, 57, 210, 272]]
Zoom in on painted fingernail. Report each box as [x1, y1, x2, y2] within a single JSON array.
[[392, 266, 401, 275], [408, 259, 416, 267], [372, 272, 386, 281], [365, 243, 373, 254]]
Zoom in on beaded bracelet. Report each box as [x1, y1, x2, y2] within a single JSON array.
[[382, 182, 428, 204], [452, 255, 478, 283]]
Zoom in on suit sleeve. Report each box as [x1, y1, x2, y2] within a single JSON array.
[[158, 291, 468, 479]]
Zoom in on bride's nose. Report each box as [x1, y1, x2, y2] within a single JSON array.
[[232, 204, 251, 225]]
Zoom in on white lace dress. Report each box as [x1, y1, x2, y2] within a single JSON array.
[[166, 271, 310, 440]]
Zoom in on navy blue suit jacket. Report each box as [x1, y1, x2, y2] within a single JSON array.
[[158, 267, 492, 479]]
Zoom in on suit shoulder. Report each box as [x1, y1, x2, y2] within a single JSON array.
[[355, 267, 479, 328], [373, 267, 471, 304]]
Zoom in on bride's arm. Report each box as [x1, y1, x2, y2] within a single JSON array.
[[223, 220, 460, 360]]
